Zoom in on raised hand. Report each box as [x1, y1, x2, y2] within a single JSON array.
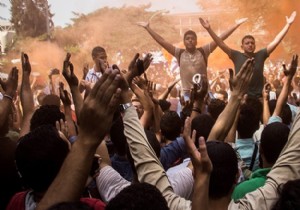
[[137, 21, 149, 28], [229, 58, 254, 98], [62, 53, 79, 87], [283, 54, 298, 79], [21, 52, 31, 75], [199, 18, 210, 29], [192, 75, 208, 101], [183, 117, 212, 176], [78, 69, 121, 141], [286, 11, 297, 25], [235, 17, 248, 25], [5, 67, 19, 96], [82, 63, 89, 79], [59, 82, 72, 106], [262, 83, 271, 101]]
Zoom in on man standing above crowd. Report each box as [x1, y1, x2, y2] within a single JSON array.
[[200, 11, 297, 97], [137, 18, 247, 100]]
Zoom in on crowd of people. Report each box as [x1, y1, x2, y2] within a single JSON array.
[[0, 10, 299, 210]]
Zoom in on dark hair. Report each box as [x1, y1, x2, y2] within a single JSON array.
[[41, 94, 61, 107], [106, 183, 168, 210], [158, 99, 171, 112], [260, 122, 289, 164], [92, 46, 106, 58], [272, 179, 300, 210], [160, 111, 181, 140], [191, 114, 215, 146], [48, 201, 93, 210], [241, 35, 255, 44], [207, 141, 238, 199], [237, 97, 262, 138], [144, 129, 161, 158], [184, 30, 197, 40], [208, 99, 226, 120], [16, 125, 69, 192], [30, 105, 65, 131], [268, 100, 292, 125]]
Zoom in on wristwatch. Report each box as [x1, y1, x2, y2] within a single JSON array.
[[119, 102, 133, 112]]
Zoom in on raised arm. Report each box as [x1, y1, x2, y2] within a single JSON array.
[[273, 55, 298, 117], [137, 21, 176, 56], [267, 11, 296, 55], [208, 18, 248, 52], [62, 53, 83, 120], [19, 53, 35, 137], [208, 59, 254, 141], [0, 67, 18, 129], [199, 18, 233, 57], [262, 83, 271, 125], [37, 69, 121, 210]]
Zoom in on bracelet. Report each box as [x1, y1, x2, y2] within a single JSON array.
[[3, 94, 13, 101], [192, 107, 201, 113]]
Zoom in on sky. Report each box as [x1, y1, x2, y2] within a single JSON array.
[[0, 0, 202, 26]]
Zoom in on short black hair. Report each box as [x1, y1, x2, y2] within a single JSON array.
[[260, 122, 289, 164], [160, 111, 182, 140], [158, 99, 171, 112], [184, 30, 197, 40], [110, 111, 127, 156], [207, 141, 238, 199], [191, 114, 215, 146], [272, 179, 300, 210], [237, 97, 262, 138], [30, 105, 65, 131], [16, 125, 69, 192], [92, 46, 106, 58], [242, 35, 255, 44], [268, 100, 292, 125], [106, 182, 168, 210], [208, 99, 226, 120]]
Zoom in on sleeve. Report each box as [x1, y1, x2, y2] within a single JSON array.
[[175, 48, 184, 62], [201, 44, 212, 57], [96, 166, 131, 203], [123, 106, 192, 210], [167, 167, 194, 200], [228, 111, 300, 210], [160, 137, 187, 170]]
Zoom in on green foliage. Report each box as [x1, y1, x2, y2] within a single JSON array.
[[10, 0, 54, 37]]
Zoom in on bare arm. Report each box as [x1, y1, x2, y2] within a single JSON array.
[[208, 60, 254, 141], [183, 118, 212, 210], [267, 11, 296, 55], [137, 21, 176, 56], [19, 53, 35, 137], [200, 18, 232, 57], [273, 55, 298, 117], [262, 83, 271, 125], [0, 67, 18, 129], [62, 53, 83, 120], [37, 69, 121, 210], [158, 78, 180, 100], [208, 18, 248, 52]]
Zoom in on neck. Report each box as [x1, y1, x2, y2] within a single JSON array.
[[209, 195, 232, 210], [244, 51, 254, 57], [186, 48, 196, 53]]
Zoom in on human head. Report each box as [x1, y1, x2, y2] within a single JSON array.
[[237, 97, 262, 138], [41, 94, 61, 107], [191, 114, 215, 146], [208, 99, 226, 120], [16, 125, 69, 192], [271, 179, 300, 210], [207, 141, 238, 199], [160, 111, 182, 140], [183, 30, 197, 51], [158, 99, 171, 112], [268, 100, 292, 126], [106, 182, 168, 210], [30, 105, 65, 131], [241, 35, 256, 54], [260, 122, 289, 166], [91, 46, 108, 71]]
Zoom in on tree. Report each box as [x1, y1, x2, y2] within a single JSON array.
[[10, 0, 54, 37]]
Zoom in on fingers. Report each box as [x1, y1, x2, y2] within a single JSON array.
[[129, 53, 140, 70], [98, 73, 121, 105], [89, 69, 112, 98]]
